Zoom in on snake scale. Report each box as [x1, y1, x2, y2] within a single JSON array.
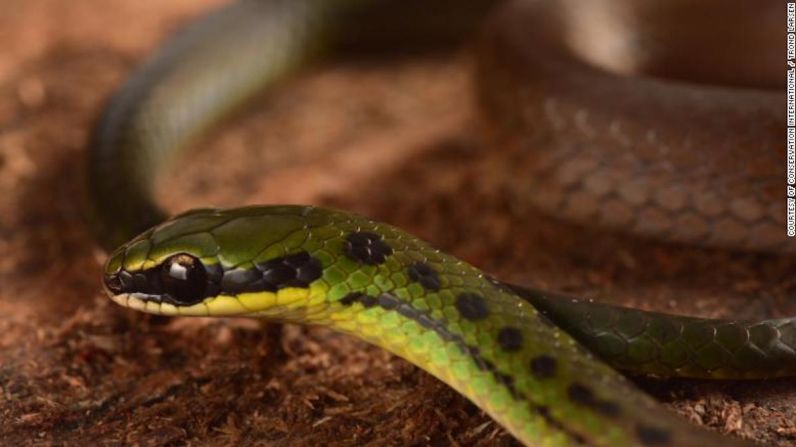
[[89, 0, 790, 445]]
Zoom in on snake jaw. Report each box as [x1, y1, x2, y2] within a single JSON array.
[[108, 290, 311, 319], [109, 292, 204, 317]]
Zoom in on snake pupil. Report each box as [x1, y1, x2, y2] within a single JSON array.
[[160, 254, 207, 304]]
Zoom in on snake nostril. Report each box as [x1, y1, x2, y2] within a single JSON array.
[[104, 273, 124, 294]]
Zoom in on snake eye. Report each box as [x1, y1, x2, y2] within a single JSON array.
[[160, 254, 207, 305]]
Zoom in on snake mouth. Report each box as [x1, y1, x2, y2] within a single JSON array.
[[109, 290, 314, 319], [110, 293, 170, 315], [109, 293, 207, 317]]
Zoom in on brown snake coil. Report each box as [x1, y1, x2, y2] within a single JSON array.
[[478, 0, 787, 253]]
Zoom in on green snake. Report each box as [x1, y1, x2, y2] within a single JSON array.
[[89, 0, 789, 445]]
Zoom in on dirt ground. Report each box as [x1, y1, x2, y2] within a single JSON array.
[[1, 1, 794, 446]]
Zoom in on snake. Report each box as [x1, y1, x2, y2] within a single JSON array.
[[88, 0, 790, 446]]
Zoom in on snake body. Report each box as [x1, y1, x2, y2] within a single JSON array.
[[90, 0, 790, 445], [477, 0, 785, 252], [103, 205, 740, 446]]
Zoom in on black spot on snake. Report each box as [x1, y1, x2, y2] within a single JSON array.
[[455, 293, 489, 320], [344, 231, 393, 265], [636, 425, 672, 445], [222, 267, 261, 292], [220, 252, 322, 294], [407, 262, 441, 291], [566, 382, 622, 418], [260, 261, 294, 286], [340, 292, 366, 306], [340, 292, 396, 310], [336, 285, 585, 445], [495, 371, 515, 390], [530, 355, 557, 378], [595, 400, 622, 418], [567, 383, 595, 404], [497, 326, 523, 351], [360, 294, 378, 308], [257, 251, 322, 290]]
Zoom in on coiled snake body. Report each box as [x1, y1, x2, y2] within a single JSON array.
[[91, 0, 789, 445]]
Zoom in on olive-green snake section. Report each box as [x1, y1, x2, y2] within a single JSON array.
[[102, 205, 744, 447], [88, 0, 791, 446], [477, 0, 786, 253]]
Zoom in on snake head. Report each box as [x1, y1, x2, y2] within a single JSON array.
[[102, 205, 348, 319]]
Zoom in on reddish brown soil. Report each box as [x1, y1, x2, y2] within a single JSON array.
[[0, 1, 794, 446]]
